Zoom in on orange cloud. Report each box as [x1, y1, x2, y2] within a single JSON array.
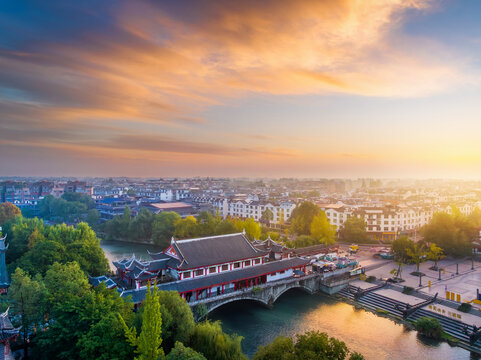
[[0, 0, 476, 177]]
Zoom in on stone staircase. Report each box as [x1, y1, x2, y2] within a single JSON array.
[[408, 308, 480, 346], [338, 284, 481, 347]]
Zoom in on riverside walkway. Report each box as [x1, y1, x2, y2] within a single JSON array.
[[338, 280, 481, 353]]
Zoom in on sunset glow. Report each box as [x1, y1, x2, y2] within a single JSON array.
[[1, 0, 480, 177]]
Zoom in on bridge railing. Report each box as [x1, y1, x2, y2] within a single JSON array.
[[188, 273, 321, 307]]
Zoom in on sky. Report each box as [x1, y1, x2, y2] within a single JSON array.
[[1, 0, 481, 178]]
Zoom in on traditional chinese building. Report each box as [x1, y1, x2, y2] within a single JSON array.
[[0, 235, 10, 295], [114, 232, 309, 306], [0, 309, 20, 360], [0, 235, 19, 359]]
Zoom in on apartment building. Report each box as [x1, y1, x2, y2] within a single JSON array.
[[320, 202, 480, 242], [212, 198, 295, 224]]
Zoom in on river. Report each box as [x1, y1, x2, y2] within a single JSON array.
[[210, 289, 477, 359], [101, 240, 162, 270], [101, 241, 476, 359]]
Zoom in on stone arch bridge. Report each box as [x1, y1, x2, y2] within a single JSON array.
[[189, 273, 349, 314]]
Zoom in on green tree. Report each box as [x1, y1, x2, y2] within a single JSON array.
[[78, 313, 135, 360], [2, 216, 46, 263], [151, 212, 181, 248], [289, 202, 320, 235], [422, 212, 474, 257], [426, 243, 444, 270], [189, 321, 247, 360], [166, 342, 206, 360], [86, 209, 100, 227], [415, 317, 443, 340], [5, 218, 108, 277], [234, 218, 261, 240], [294, 331, 349, 360], [196, 211, 217, 236], [43, 261, 91, 306], [16, 240, 66, 276], [214, 220, 237, 235], [129, 208, 154, 242], [157, 291, 195, 352], [406, 242, 427, 273], [391, 236, 414, 263], [0, 202, 21, 225], [293, 235, 317, 248], [9, 268, 47, 358], [339, 217, 370, 243], [62, 192, 95, 209], [36, 276, 133, 360], [253, 336, 295, 360], [121, 283, 164, 360], [253, 331, 364, 360], [261, 209, 274, 227], [174, 216, 198, 239], [310, 212, 336, 245]]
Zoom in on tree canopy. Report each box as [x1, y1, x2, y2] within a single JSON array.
[[3, 216, 108, 276], [422, 211, 475, 257], [310, 212, 336, 245], [253, 331, 364, 360], [339, 217, 370, 244], [289, 202, 321, 235], [0, 202, 21, 226]]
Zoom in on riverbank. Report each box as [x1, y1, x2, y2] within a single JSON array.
[[336, 281, 481, 356], [210, 289, 472, 359], [100, 240, 162, 270]]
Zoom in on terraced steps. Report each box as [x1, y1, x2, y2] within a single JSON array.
[[338, 284, 481, 348], [408, 308, 480, 345]]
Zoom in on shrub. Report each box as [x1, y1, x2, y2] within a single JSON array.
[[415, 317, 443, 340], [458, 303, 472, 313], [402, 286, 414, 295], [365, 276, 376, 283]]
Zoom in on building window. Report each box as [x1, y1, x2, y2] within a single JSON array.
[[222, 264, 229, 271], [183, 271, 191, 279], [209, 266, 216, 274], [254, 259, 261, 265], [195, 269, 204, 276], [234, 262, 241, 269], [244, 260, 251, 267]]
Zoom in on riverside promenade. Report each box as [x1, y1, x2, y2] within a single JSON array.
[[338, 257, 481, 354]]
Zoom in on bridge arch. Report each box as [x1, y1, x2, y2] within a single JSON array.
[[207, 296, 269, 314], [271, 284, 314, 303]]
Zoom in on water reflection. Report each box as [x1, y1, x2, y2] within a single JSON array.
[[210, 289, 474, 359]]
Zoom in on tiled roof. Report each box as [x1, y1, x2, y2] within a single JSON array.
[[121, 257, 309, 303], [172, 233, 268, 270], [0, 308, 20, 342], [89, 275, 117, 289]]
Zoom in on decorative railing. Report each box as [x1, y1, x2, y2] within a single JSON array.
[[188, 273, 320, 307]]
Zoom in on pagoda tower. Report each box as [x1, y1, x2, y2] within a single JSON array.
[[0, 309, 20, 360], [0, 235, 9, 294], [0, 235, 19, 359]]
